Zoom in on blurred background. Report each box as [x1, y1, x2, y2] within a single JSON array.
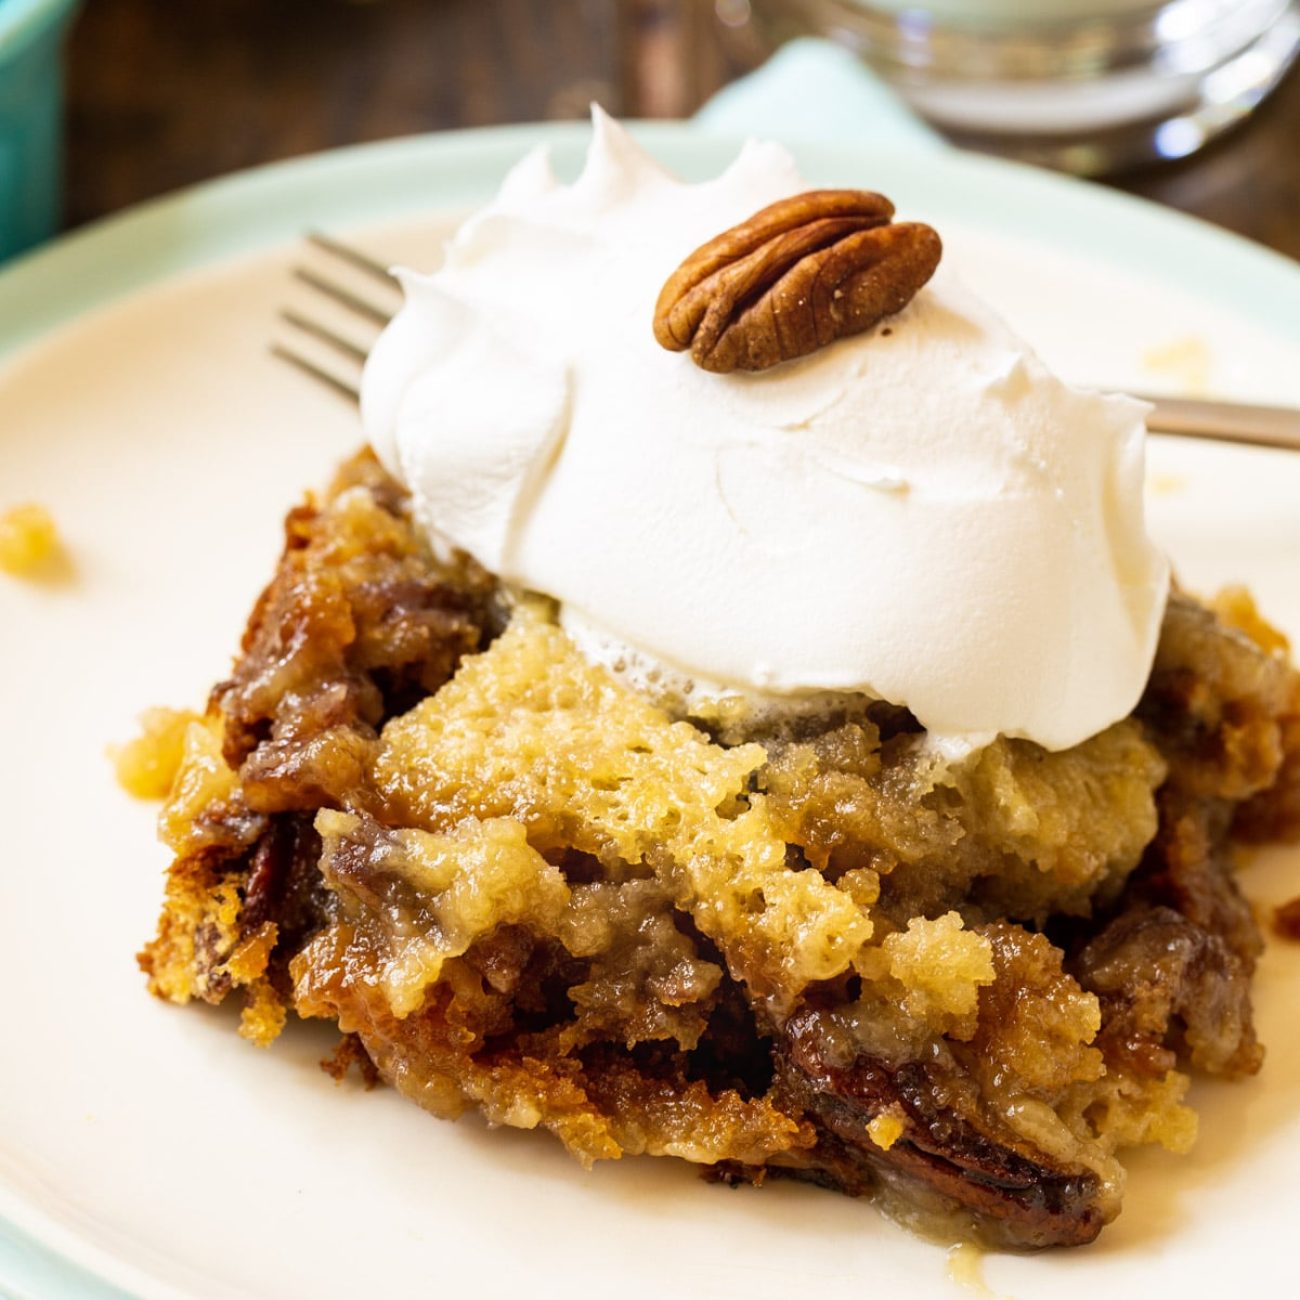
[[50, 0, 1300, 259]]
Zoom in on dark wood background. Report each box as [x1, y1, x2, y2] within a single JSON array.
[[63, 0, 1300, 260]]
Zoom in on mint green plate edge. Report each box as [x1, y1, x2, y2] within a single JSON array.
[[2, 119, 1299, 1300], [4, 120, 1300, 369]]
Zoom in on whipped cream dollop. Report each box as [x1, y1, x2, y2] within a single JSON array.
[[362, 109, 1170, 752]]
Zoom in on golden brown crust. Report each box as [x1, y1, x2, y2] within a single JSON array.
[[140, 450, 497, 1036], [215, 450, 496, 812]]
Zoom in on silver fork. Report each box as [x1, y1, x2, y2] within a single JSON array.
[[272, 232, 398, 404], [275, 233, 1300, 454]]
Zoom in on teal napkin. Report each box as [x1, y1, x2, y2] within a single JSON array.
[[694, 37, 945, 153], [0, 0, 81, 261]]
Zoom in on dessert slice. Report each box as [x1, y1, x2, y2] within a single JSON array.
[[140, 452, 1299, 1248], [139, 115, 1300, 1248]]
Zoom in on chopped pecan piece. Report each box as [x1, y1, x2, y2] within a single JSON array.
[[1074, 904, 1261, 1079], [653, 189, 941, 373], [771, 1008, 1106, 1249], [1275, 895, 1300, 941]]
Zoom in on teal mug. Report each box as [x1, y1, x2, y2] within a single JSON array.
[[0, 0, 80, 262]]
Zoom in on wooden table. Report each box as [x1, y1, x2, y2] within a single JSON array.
[[63, 0, 1300, 261]]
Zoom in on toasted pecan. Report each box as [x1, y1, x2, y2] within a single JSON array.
[[653, 189, 941, 373]]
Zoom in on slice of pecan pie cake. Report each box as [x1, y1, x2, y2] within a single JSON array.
[[137, 112, 1300, 1250]]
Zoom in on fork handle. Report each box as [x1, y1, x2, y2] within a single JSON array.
[[1137, 393, 1300, 452]]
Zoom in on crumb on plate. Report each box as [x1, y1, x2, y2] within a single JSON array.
[[1148, 472, 1187, 497], [0, 503, 63, 578], [1140, 334, 1213, 396], [946, 1242, 1004, 1298], [111, 707, 204, 799]]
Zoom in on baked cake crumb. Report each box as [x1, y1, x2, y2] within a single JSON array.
[[866, 1108, 906, 1151], [111, 708, 203, 799], [0, 503, 62, 578], [1141, 334, 1212, 396]]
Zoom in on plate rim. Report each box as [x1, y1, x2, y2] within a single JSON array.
[[4, 117, 1300, 372], [3, 116, 1300, 1300]]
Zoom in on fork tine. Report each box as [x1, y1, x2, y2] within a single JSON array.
[[279, 308, 370, 364], [306, 231, 399, 285], [270, 343, 361, 404], [293, 266, 394, 325]]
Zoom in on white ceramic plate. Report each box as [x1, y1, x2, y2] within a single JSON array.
[[1, 123, 1299, 1300]]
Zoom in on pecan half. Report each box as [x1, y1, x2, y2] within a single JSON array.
[[653, 189, 941, 374]]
